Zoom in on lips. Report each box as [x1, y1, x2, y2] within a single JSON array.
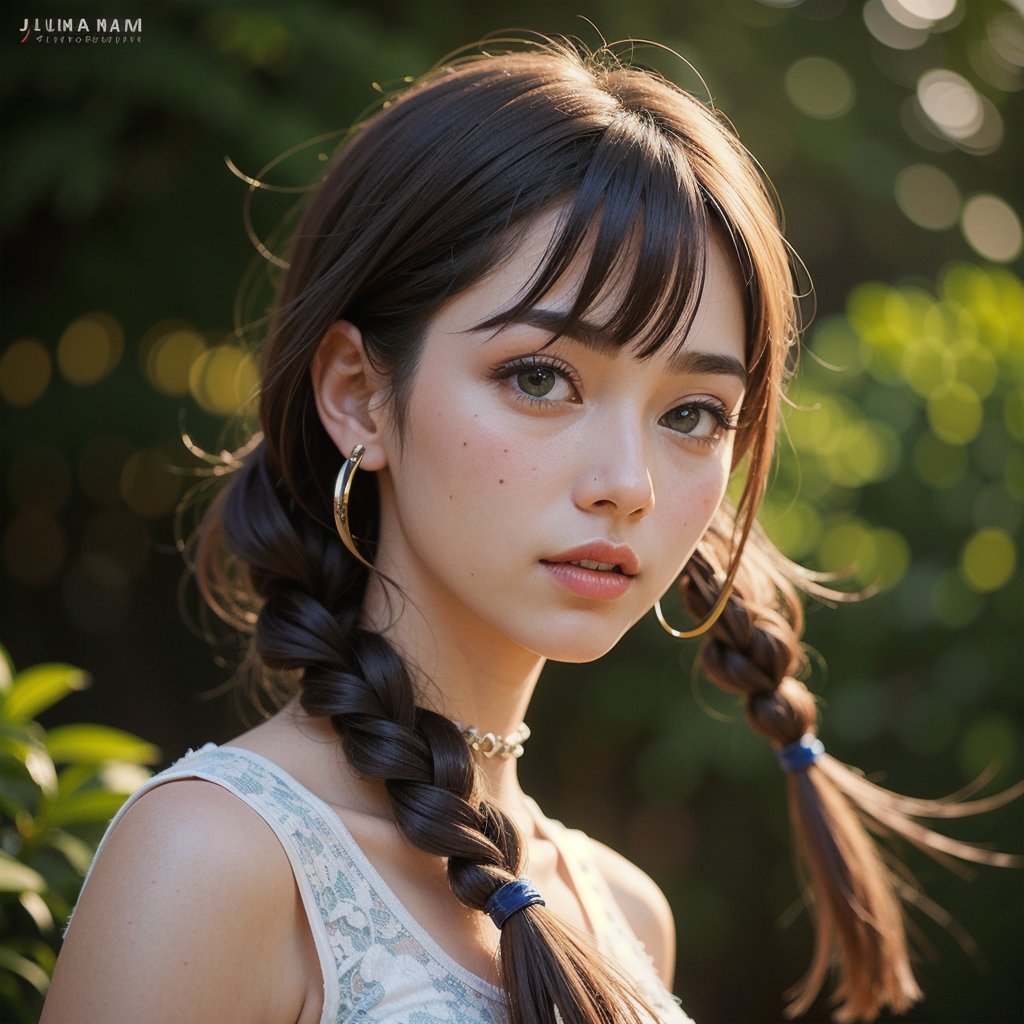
[[541, 542, 640, 577]]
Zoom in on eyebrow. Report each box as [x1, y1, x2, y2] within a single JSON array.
[[477, 308, 748, 385]]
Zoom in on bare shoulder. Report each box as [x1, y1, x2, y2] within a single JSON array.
[[43, 778, 317, 1024], [584, 836, 677, 988]]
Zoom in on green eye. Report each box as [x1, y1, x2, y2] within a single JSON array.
[[517, 366, 557, 397], [664, 406, 703, 434]]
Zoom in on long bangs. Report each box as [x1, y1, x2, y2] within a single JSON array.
[[473, 111, 718, 361]]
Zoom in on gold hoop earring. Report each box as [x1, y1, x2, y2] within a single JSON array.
[[333, 444, 373, 569], [654, 581, 734, 639]]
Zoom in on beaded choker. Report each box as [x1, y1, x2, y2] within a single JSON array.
[[459, 722, 531, 759]]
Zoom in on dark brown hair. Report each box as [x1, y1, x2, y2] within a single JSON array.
[[189, 36, 1020, 1024]]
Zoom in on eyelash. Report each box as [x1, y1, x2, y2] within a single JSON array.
[[668, 400, 739, 449], [487, 354, 581, 408], [488, 355, 739, 448]]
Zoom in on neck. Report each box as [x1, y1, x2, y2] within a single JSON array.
[[359, 569, 545, 813]]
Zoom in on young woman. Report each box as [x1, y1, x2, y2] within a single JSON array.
[[42, 37, 1017, 1024]]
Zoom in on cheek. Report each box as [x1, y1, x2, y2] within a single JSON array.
[[661, 458, 730, 539], [454, 430, 535, 496], [408, 379, 541, 503]]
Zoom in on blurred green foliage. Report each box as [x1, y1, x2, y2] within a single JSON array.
[[0, 645, 159, 1022], [1, 1, 1021, 1021]]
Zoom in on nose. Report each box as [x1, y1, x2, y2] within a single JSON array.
[[571, 422, 656, 520]]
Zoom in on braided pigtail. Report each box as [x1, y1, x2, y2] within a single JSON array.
[[679, 517, 1022, 1022], [197, 443, 656, 1024]]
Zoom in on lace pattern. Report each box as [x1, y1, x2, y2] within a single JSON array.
[[81, 743, 694, 1023]]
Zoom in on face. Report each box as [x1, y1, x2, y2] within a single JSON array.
[[370, 212, 748, 664]]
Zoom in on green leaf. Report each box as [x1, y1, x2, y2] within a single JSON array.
[[55, 762, 99, 800], [0, 722, 46, 759], [24, 747, 57, 796], [19, 890, 54, 933], [45, 724, 159, 766], [4, 665, 91, 725], [0, 644, 13, 697], [0, 944, 51, 995], [45, 789, 127, 828], [0, 851, 46, 894], [45, 829, 95, 875]]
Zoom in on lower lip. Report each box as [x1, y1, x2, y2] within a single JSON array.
[[541, 561, 635, 600]]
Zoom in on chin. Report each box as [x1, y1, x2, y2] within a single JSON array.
[[521, 625, 627, 664]]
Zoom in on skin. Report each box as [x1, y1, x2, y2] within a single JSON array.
[[42, 213, 747, 1024]]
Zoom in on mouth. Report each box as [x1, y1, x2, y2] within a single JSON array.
[[559, 559, 624, 574], [540, 542, 640, 578]]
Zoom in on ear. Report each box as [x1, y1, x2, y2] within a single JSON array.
[[310, 321, 390, 471]]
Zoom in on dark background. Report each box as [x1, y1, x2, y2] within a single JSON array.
[[2, 1, 1022, 1021]]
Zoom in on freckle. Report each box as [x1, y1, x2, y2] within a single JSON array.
[[503, 448, 508, 454]]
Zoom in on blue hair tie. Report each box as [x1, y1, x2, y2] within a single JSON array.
[[777, 734, 825, 772], [484, 878, 545, 929]]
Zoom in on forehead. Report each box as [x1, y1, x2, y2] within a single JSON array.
[[437, 207, 748, 368]]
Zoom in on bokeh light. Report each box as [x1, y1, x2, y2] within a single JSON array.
[[960, 527, 1016, 592], [930, 568, 983, 627], [120, 448, 184, 518], [863, 0, 928, 50], [958, 96, 1004, 155], [807, 315, 862, 375], [774, 263, 1021, 635], [816, 517, 910, 588], [960, 194, 1023, 262], [969, 35, 1022, 92], [926, 380, 983, 445], [888, 0, 957, 22], [0, 339, 52, 407], [785, 56, 855, 118], [56, 311, 124, 386], [987, 11, 1024, 73], [141, 321, 208, 396], [188, 343, 260, 415], [959, 714, 1019, 781], [916, 68, 982, 140], [894, 164, 960, 230], [763, 501, 824, 560]]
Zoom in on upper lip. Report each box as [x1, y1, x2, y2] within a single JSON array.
[[541, 541, 640, 577]]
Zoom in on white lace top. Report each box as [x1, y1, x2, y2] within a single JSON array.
[[75, 743, 694, 1023]]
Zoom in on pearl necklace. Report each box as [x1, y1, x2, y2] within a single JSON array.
[[459, 722, 531, 759]]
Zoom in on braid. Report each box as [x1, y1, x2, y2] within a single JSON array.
[[679, 513, 1022, 1023], [202, 443, 656, 1024]]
